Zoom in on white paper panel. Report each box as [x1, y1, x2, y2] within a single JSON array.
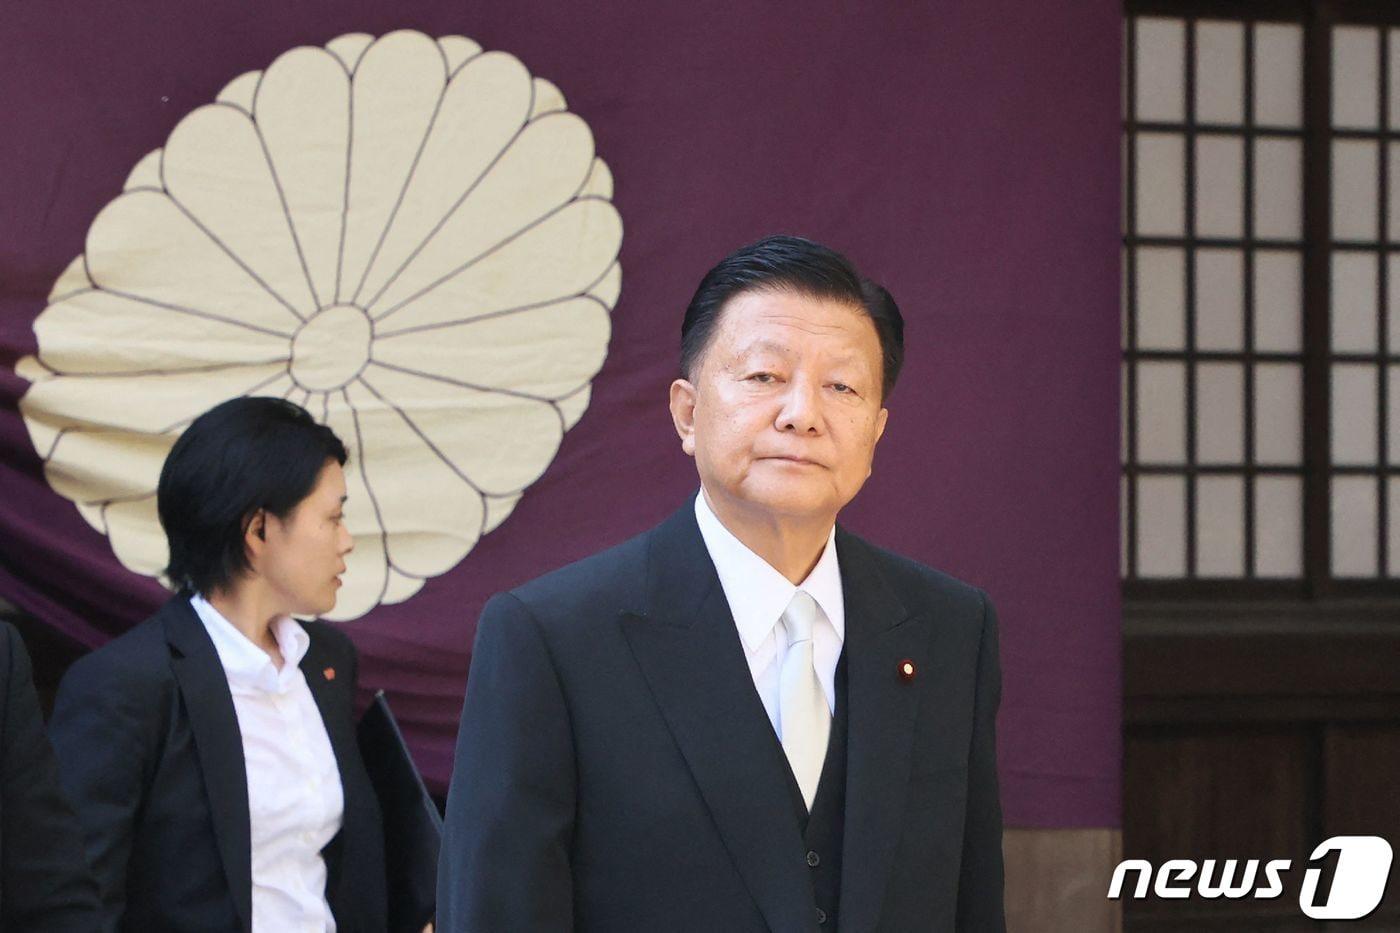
[[1121, 247, 1128, 351], [1331, 364, 1379, 465], [1195, 136, 1245, 237], [1391, 29, 1400, 129], [1331, 140, 1380, 241], [1121, 134, 1129, 231], [1138, 475, 1187, 577], [1196, 363, 1245, 464], [1331, 251, 1379, 352], [1121, 362, 1129, 462], [1390, 366, 1400, 466], [1254, 23, 1303, 128], [1196, 248, 1244, 350], [1254, 249, 1303, 353], [1136, 134, 1186, 236], [1389, 142, 1400, 241], [1255, 475, 1303, 577], [1196, 21, 1245, 125], [1121, 475, 1129, 577], [1254, 139, 1303, 239], [1332, 475, 1379, 577], [1136, 18, 1187, 122], [1390, 254, 1400, 354], [1333, 26, 1381, 129], [1196, 474, 1245, 577], [1122, 20, 1130, 121], [1389, 477, 1400, 576], [1254, 363, 1303, 465], [1137, 361, 1188, 464], [1136, 247, 1186, 350]]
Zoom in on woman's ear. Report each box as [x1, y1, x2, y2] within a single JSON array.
[[244, 509, 267, 565]]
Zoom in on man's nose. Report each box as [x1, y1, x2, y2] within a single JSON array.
[[339, 523, 355, 555], [776, 379, 822, 434]]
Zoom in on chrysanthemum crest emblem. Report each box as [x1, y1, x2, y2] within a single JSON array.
[[16, 30, 622, 620]]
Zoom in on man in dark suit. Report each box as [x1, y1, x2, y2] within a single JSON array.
[[0, 620, 100, 931], [439, 235, 1005, 932]]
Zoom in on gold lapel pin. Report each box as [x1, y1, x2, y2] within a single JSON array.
[[323, 667, 336, 681], [898, 659, 916, 682]]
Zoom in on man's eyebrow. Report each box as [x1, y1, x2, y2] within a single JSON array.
[[738, 339, 867, 368], [734, 338, 792, 357]]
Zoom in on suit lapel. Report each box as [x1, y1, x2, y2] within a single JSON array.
[[620, 502, 817, 933], [834, 530, 925, 933], [299, 630, 355, 804], [299, 629, 357, 914], [163, 598, 253, 933]]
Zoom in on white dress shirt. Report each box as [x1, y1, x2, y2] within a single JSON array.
[[694, 492, 845, 736], [190, 595, 344, 933]]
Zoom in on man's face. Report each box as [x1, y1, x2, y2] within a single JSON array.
[[254, 459, 353, 617], [670, 288, 889, 525]]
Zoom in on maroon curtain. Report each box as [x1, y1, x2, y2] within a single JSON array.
[[0, 0, 1122, 827]]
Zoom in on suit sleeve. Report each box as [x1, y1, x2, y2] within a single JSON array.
[[437, 592, 576, 933], [0, 624, 101, 932], [957, 590, 1006, 932], [47, 647, 157, 932]]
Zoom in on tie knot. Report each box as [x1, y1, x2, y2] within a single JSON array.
[[782, 589, 819, 643]]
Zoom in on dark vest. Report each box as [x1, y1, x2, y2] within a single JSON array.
[[782, 651, 849, 929]]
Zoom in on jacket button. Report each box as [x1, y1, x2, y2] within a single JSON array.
[[806, 850, 820, 867], [816, 907, 828, 924]]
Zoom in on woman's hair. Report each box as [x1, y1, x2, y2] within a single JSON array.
[[157, 396, 347, 595]]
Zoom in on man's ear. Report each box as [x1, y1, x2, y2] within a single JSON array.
[[669, 378, 699, 457], [868, 407, 890, 478]]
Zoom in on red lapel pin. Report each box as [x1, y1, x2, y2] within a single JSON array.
[[323, 667, 336, 681], [898, 659, 916, 682]]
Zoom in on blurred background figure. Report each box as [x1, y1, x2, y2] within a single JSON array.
[[0, 619, 99, 930]]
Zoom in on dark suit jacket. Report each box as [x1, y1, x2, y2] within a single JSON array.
[[0, 621, 100, 931], [47, 597, 387, 933], [439, 498, 1005, 932]]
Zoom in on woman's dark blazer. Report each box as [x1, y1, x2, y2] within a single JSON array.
[[47, 596, 387, 933]]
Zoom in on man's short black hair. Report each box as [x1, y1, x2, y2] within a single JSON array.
[[157, 396, 348, 596], [680, 234, 905, 399]]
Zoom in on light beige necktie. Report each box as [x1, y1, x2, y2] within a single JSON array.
[[778, 589, 831, 810]]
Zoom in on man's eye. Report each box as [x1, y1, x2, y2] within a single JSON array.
[[749, 372, 776, 383], [832, 383, 853, 394]]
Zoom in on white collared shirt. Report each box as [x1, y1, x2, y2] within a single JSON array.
[[693, 492, 845, 736], [190, 595, 344, 933]]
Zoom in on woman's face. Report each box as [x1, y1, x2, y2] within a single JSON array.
[[257, 460, 353, 618]]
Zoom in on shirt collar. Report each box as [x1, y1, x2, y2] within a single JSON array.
[[189, 594, 310, 693], [693, 491, 845, 654]]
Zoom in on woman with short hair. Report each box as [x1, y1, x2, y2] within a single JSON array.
[[49, 396, 387, 932]]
